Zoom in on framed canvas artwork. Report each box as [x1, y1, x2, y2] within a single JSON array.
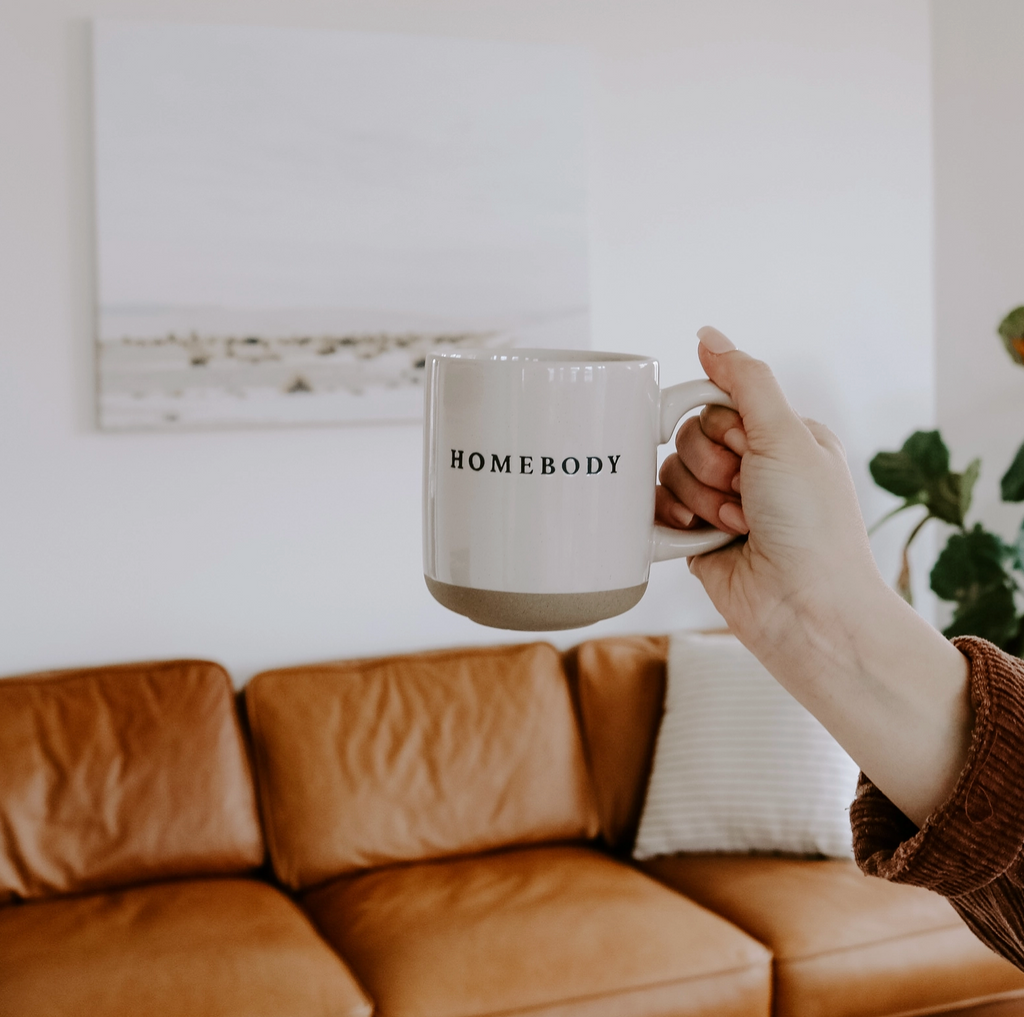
[[92, 22, 591, 429]]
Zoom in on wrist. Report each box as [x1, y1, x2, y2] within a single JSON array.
[[756, 568, 972, 827], [746, 555, 891, 690]]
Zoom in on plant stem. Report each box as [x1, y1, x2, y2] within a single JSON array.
[[904, 512, 932, 551], [896, 512, 933, 605], [869, 500, 924, 537]]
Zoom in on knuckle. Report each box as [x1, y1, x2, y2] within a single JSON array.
[[804, 416, 845, 454], [745, 357, 774, 379]]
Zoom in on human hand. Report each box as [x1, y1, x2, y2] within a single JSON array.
[[657, 326, 884, 659], [657, 326, 973, 830]]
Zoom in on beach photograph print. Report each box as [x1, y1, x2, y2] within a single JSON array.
[[92, 22, 591, 430]]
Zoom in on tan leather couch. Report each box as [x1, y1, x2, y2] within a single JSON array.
[[2, 636, 1024, 1017]]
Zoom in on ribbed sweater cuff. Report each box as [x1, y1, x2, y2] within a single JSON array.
[[851, 636, 1024, 898]]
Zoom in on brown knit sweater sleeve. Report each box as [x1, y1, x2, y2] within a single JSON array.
[[851, 636, 1024, 968]]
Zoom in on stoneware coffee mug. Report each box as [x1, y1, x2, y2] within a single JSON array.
[[422, 348, 737, 630]]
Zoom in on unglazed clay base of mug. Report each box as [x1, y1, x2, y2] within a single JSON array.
[[424, 576, 647, 631]]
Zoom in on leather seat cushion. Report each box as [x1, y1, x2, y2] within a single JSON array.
[[247, 643, 598, 890], [0, 877, 371, 1017], [642, 853, 1024, 1017], [0, 659, 263, 902], [302, 844, 771, 1017], [938, 1000, 1024, 1015]]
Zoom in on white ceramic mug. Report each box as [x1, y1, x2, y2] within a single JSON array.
[[422, 348, 737, 630]]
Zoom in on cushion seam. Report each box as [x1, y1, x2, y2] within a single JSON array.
[[447, 957, 772, 1017], [244, 685, 289, 889], [880, 986, 1024, 1017], [772, 918, 969, 964]]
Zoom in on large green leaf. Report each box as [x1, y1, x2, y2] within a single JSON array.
[[934, 523, 1021, 650], [999, 306, 1024, 340], [930, 472, 968, 526], [912, 455, 977, 528], [869, 431, 982, 533], [960, 458, 982, 521], [941, 583, 1021, 648], [1006, 616, 1024, 659], [1001, 441, 1024, 503], [902, 430, 950, 479], [869, 451, 925, 498], [998, 306, 1024, 366], [930, 524, 1011, 602], [869, 431, 950, 498], [1013, 517, 1024, 574]]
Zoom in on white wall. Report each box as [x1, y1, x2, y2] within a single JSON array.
[[932, 0, 1024, 547], [0, 0, 934, 683]]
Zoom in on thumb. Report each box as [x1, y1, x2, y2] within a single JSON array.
[[696, 327, 804, 442], [687, 538, 743, 602]]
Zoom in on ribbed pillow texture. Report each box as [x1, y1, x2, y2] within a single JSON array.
[[634, 631, 860, 860]]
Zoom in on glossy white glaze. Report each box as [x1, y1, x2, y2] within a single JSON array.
[[423, 349, 735, 608]]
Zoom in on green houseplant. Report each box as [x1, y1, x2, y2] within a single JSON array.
[[869, 307, 1024, 656]]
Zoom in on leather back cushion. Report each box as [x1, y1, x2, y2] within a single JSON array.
[[0, 660, 264, 903], [246, 642, 599, 890], [569, 635, 668, 853]]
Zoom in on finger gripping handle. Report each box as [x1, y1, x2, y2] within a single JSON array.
[[652, 379, 738, 562]]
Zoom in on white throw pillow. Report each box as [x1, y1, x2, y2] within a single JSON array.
[[633, 631, 860, 860]]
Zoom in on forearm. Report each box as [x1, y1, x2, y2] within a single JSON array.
[[673, 331, 976, 830], [851, 637, 1024, 971], [751, 573, 973, 828]]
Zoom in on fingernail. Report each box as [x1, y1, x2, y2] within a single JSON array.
[[731, 473, 741, 493], [718, 501, 748, 534], [697, 326, 736, 354], [672, 504, 694, 527]]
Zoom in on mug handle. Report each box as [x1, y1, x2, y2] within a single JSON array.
[[651, 379, 739, 563]]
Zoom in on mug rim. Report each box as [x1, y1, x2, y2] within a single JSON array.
[[429, 347, 653, 365]]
